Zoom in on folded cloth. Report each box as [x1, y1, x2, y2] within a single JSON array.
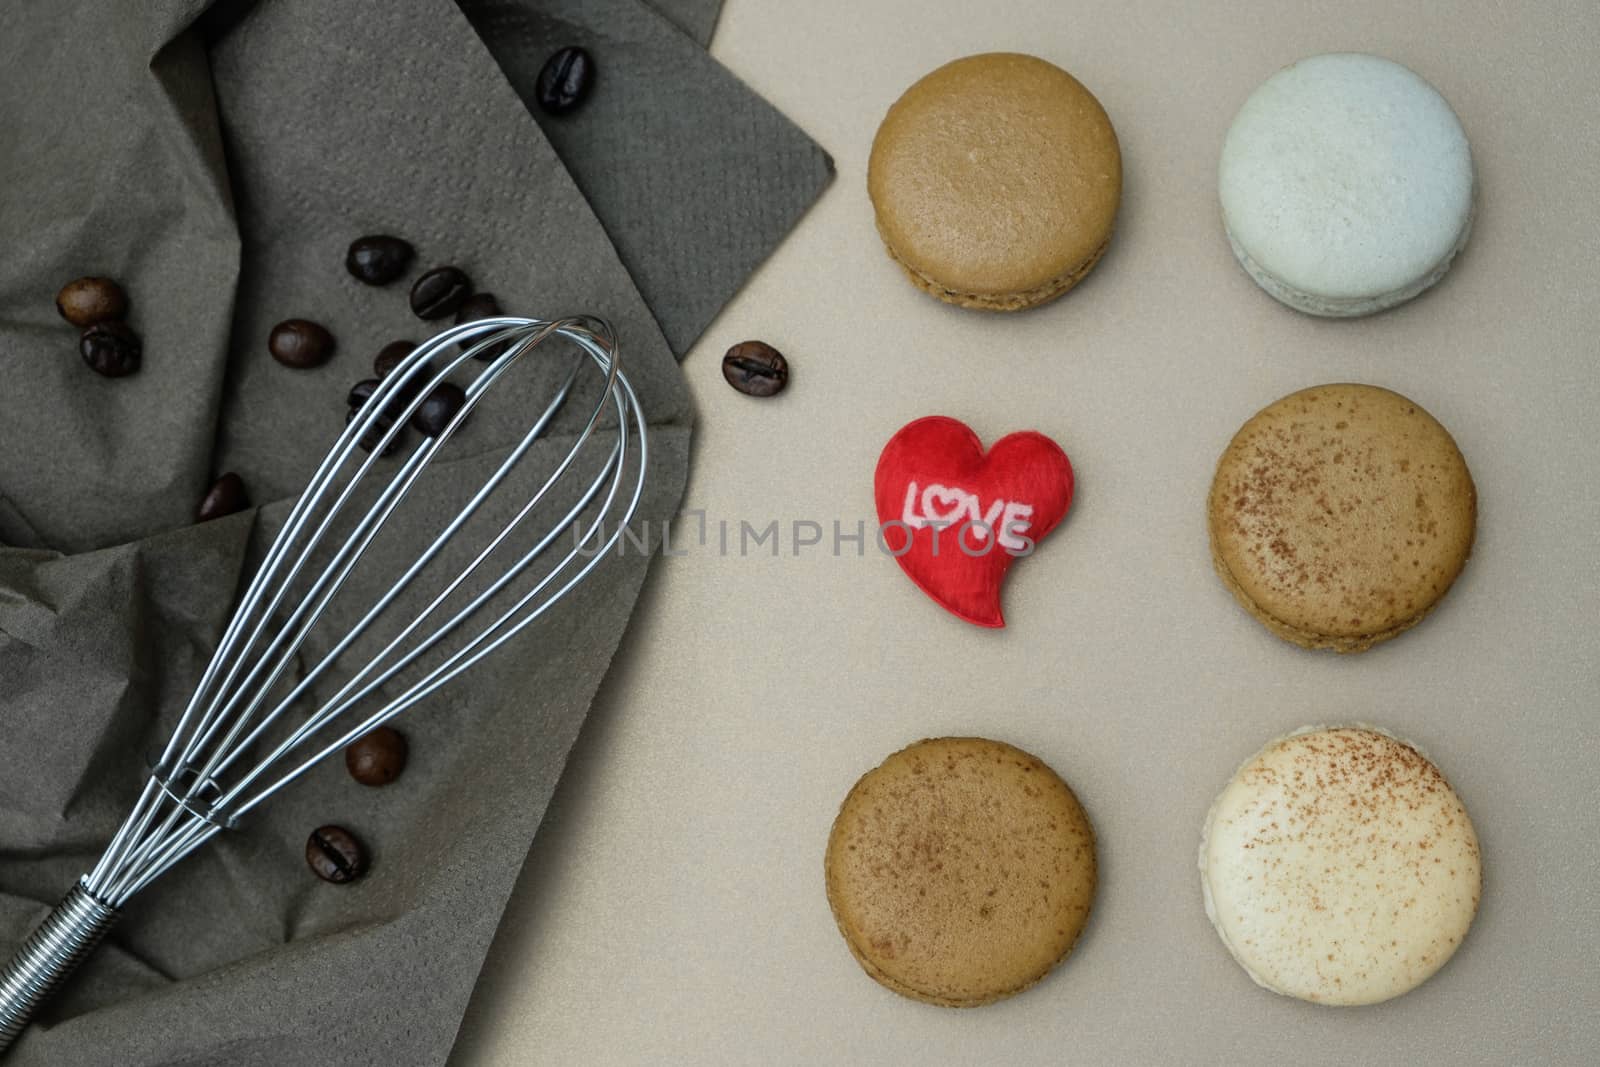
[[642, 0, 724, 48], [0, 0, 829, 1063], [460, 0, 834, 356]]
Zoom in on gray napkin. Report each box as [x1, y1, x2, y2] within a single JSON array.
[[642, 0, 723, 48], [459, 0, 835, 356], [0, 0, 829, 1063]]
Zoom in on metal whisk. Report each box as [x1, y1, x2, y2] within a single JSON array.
[[0, 315, 647, 1052]]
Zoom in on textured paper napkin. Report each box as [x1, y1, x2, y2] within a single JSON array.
[[0, 0, 829, 1062], [459, 0, 834, 356]]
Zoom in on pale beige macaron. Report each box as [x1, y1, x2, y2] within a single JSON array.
[[825, 737, 1096, 1006], [1200, 725, 1482, 1005], [1208, 384, 1476, 652], [867, 53, 1121, 310]]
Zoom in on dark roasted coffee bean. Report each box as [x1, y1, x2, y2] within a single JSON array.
[[455, 292, 508, 359], [351, 372, 425, 421], [344, 235, 414, 286], [346, 407, 403, 456], [391, 364, 433, 405], [721, 340, 788, 397], [536, 46, 594, 115], [409, 266, 471, 320], [268, 319, 335, 368], [373, 343, 434, 409], [411, 382, 467, 437], [196, 472, 248, 522], [345, 726, 407, 786], [455, 292, 501, 325], [373, 339, 418, 378], [305, 825, 368, 884], [347, 377, 381, 409], [79, 320, 142, 377], [56, 276, 128, 327]]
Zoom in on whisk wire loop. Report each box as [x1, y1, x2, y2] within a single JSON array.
[[5, 315, 648, 1053], [76, 316, 644, 907]]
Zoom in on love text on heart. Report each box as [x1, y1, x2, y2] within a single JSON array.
[[899, 481, 1036, 555]]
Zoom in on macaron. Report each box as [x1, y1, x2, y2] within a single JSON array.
[[1200, 725, 1482, 1005], [824, 737, 1096, 1007], [868, 53, 1121, 311], [1219, 53, 1474, 317], [1208, 383, 1475, 652]]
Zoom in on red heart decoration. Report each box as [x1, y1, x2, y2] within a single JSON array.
[[874, 416, 1074, 628]]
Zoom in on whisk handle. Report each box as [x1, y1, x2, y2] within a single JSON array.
[[0, 881, 118, 1054]]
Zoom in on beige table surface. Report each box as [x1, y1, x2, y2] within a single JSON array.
[[450, 1, 1600, 1062]]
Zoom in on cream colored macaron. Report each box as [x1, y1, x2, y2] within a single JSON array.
[[1220, 53, 1474, 316], [1200, 725, 1481, 1005]]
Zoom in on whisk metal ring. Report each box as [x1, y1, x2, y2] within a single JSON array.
[[150, 763, 238, 831]]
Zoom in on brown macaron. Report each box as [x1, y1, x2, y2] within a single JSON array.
[[1208, 384, 1476, 652], [867, 53, 1121, 311], [824, 737, 1096, 1007]]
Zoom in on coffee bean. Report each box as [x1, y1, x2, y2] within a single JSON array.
[[721, 340, 788, 397], [347, 377, 381, 410], [411, 382, 467, 437], [305, 825, 368, 884], [56, 276, 128, 327], [346, 407, 403, 456], [374, 339, 418, 378], [345, 235, 414, 286], [196, 472, 248, 522], [409, 266, 471, 320], [537, 46, 594, 115], [268, 319, 335, 369], [352, 370, 425, 419], [455, 292, 502, 325], [455, 293, 509, 359], [396, 366, 436, 406], [79, 321, 142, 377], [345, 726, 407, 786]]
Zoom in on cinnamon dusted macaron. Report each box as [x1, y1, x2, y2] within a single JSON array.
[[1208, 384, 1475, 652], [1200, 726, 1482, 1005], [868, 53, 1121, 310], [824, 737, 1096, 1007]]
